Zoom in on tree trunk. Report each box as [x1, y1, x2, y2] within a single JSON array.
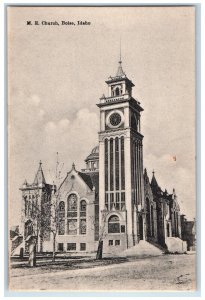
[[20, 247, 24, 259], [52, 233, 56, 262], [96, 240, 103, 260], [28, 242, 36, 267]]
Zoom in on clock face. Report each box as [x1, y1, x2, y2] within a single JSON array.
[[110, 113, 121, 127]]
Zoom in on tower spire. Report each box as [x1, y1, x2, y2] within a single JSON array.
[[119, 37, 122, 63], [115, 38, 125, 77]]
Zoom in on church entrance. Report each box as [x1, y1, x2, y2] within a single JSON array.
[[139, 215, 143, 240]]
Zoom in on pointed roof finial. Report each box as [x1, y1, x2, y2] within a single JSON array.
[[152, 169, 155, 175], [72, 162, 75, 170]]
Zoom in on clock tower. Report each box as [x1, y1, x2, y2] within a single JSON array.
[[97, 59, 145, 251]]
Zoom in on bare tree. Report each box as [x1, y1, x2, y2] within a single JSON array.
[[21, 153, 64, 264], [44, 152, 64, 262], [89, 210, 109, 260]]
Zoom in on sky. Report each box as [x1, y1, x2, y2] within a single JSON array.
[[8, 6, 195, 226]]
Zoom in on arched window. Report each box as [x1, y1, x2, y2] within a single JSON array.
[[67, 194, 77, 211], [108, 215, 120, 233], [80, 200, 86, 212], [115, 87, 120, 96], [67, 194, 77, 218], [59, 201, 65, 211], [67, 194, 78, 235]]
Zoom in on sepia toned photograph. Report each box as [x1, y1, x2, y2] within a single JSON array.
[[7, 5, 197, 293]]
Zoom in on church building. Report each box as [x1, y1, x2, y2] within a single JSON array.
[[19, 59, 186, 256]]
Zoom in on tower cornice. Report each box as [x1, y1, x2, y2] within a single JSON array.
[[97, 96, 143, 112], [105, 76, 135, 87]]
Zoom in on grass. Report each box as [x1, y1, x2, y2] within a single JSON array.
[[10, 256, 129, 277]]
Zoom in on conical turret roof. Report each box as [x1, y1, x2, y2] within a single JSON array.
[[116, 60, 126, 77], [33, 161, 46, 185], [150, 170, 159, 188]]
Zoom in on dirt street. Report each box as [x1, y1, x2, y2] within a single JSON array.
[[9, 253, 196, 292]]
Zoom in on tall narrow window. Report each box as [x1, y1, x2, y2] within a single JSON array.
[[80, 200, 86, 217], [67, 194, 77, 217], [28, 201, 31, 217], [121, 192, 125, 209], [116, 192, 120, 210], [110, 193, 114, 209], [110, 138, 114, 191], [24, 196, 28, 216], [121, 137, 125, 190], [115, 137, 119, 190], [31, 195, 35, 217], [115, 87, 120, 96], [105, 139, 108, 191], [67, 194, 78, 235], [80, 200, 87, 234], [105, 193, 108, 210], [80, 219, 86, 235]]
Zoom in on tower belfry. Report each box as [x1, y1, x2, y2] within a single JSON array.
[[97, 58, 145, 248]]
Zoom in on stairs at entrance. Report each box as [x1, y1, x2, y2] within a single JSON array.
[[120, 240, 164, 258], [11, 240, 25, 256]]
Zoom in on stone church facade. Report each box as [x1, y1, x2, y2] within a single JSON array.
[[19, 60, 185, 256]]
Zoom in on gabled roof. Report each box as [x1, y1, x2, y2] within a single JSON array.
[[78, 171, 94, 191], [58, 165, 99, 196], [85, 171, 99, 196]]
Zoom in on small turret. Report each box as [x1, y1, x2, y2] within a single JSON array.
[[22, 179, 27, 189], [151, 170, 159, 188], [33, 160, 46, 187]]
